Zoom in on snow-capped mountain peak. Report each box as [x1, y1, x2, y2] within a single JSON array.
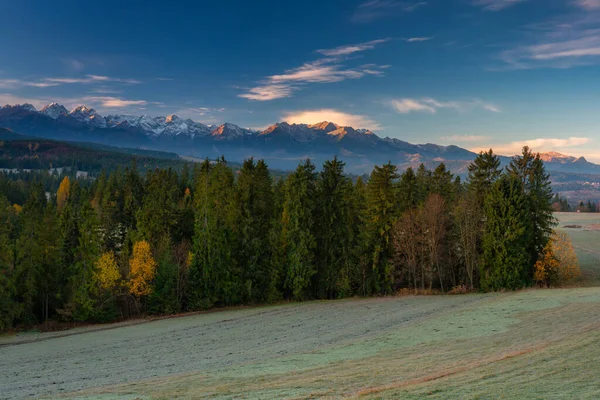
[[70, 105, 106, 127], [212, 122, 254, 139], [2, 103, 37, 112], [41, 103, 69, 119]]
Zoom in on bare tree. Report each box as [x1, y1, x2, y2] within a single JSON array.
[[422, 194, 448, 291], [455, 194, 480, 288], [393, 208, 422, 289]]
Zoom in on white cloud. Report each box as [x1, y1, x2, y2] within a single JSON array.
[[472, 137, 592, 156], [391, 98, 500, 114], [316, 39, 390, 56], [283, 109, 381, 130], [441, 135, 490, 142], [61, 58, 85, 72], [404, 37, 432, 42], [498, 11, 600, 69], [85, 97, 148, 107], [472, 0, 528, 11], [45, 75, 141, 85], [239, 50, 389, 101], [575, 0, 600, 10], [351, 1, 427, 23], [238, 84, 295, 101], [392, 99, 436, 114]]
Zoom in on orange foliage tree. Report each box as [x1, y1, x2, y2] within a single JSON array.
[[95, 251, 121, 291], [534, 230, 581, 287], [57, 176, 71, 210], [128, 241, 157, 297]]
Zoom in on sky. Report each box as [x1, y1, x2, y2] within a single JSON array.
[[2, 0, 600, 159]]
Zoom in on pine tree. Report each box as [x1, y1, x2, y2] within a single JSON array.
[[314, 156, 352, 299], [363, 162, 400, 295], [281, 159, 318, 300], [70, 202, 101, 321], [508, 147, 555, 276], [468, 149, 501, 205], [148, 238, 180, 314], [189, 159, 239, 308], [236, 158, 275, 303], [0, 196, 19, 330], [481, 175, 531, 291], [136, 168, 179, 247], [398, 167, 418, 211], [15, 183, 46, 324]]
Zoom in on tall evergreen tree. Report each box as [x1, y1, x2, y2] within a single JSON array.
[[0, 196, 19, 329], [508, 147, 555, 275], [363, 162, 399, 295], [15, 183, 46, 324], [236, 158, 275, 303], [189, 159, 239, 308], [314, 156, 352, 299], [468, 149, 502, 204], [281, 159, 318, 300], [481, 175, 531, 291]]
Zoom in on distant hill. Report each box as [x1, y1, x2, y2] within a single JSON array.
[[2, 103, 600, 179]]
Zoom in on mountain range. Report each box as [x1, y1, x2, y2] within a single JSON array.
[[1, 102, 599, 176]]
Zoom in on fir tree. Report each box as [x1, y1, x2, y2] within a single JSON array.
[[363, 162, 399, 295], [314, 156, 352, 299], [481, 175, 531, 291], [281, 159, 318, 300]]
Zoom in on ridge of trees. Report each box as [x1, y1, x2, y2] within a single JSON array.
[[0, 147, 578, 330]]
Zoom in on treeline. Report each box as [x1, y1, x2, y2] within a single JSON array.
[[0, 147, 560, 330], [551, 194, 599, 212]]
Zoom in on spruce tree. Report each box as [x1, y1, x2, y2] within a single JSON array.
[[468, 149, 501, 205], [314, 156, 352, 299], [363, 162, 399, 295], [508, 147, 555, 276], [236, 158, 275, 303], [481, 175, 531, 291], [189, 159, 239, 308], [281, 159, 317, 300]]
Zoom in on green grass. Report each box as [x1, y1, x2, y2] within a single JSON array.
[[27, 212, 600, 399]]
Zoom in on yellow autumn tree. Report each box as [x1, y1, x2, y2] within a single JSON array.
[[128, 241, 157, 297], [57, 176, 71, 210], [535, 230, 581, 287], [95, 251, 120, 290]]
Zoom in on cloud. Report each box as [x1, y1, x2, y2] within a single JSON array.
[[391, 98, 500, 114], [472, 137, 592, 156], [498, 11, 600, 69], [0, 75, 142, 90], [238, 84, 295, 101], [574, 0, 600, 10], [45, 75, 141, 85], [471, 0, 528, 11], [351, 1, 427, 23], [84, 97, 148, 107], [156, 77, 174, 81], [283, 109, 381, 130], [441, 135, 490, 142], [316, 39, 390, 56], [239, 49, 389, 101], [391, 99, 436, 114], [61, 58, 85, 72], [404, 37, 432, 42]]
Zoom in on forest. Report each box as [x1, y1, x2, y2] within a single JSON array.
[[0, 146, 576, 330]]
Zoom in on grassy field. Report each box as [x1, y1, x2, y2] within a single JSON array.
[[1, 213, 599, 400]]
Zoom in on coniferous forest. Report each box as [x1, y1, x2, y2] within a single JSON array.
[[0, 146, 557, 330]]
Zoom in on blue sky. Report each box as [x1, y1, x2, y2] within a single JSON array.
[[2, 0, 600, 158]]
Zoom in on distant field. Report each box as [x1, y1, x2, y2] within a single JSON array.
[[1, 213, 599, 399], [555, 212, 600, 285]]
